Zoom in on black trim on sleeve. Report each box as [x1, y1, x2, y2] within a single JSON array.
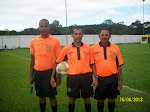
[[63, 54, 68, 61], [90, 63, 95, 65], [116, 56, 119, 67], [118, 64, 123, 67]]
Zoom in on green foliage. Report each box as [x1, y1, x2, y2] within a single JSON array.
[[0, 31, 10, 35], [0, 20, 150, 35], [103, 19, 114, 25], [19, 28, 40, 35], [0, 44, 150, 112]]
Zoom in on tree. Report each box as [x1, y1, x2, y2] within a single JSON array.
[[0, 19, 149, 35], [130, 20, 141, 28], [103, 19, 114, 25], [50, 20, 62, 35], [144, 22, 150, 34], [130, 20, 143, 35], [52, 20, 62, 27], [19, 28, 39, 35], [9, 30, 17, 35]]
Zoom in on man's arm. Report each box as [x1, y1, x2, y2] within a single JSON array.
[[50, 62, 62, 88], [117, 66, 122, 90], [30, 54, 34, 85], [51, 62, 57, 88], [91, 64, 98, 90]]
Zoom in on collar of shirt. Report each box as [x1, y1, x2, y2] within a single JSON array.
[[39, 34, 52, 39], [99, 41, 110, 47], [72, 42, 83, 47]]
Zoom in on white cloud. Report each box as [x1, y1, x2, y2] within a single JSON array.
[[0, 24, 38, 31], [127, 13, 150, 22], [106, 9, 121, 15], [95, 9, 121, 19], [0, 0, 150, 31]]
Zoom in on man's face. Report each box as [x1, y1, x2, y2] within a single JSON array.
[[71, 29, 83, 43], [39, 21, 50, 35], [99, 30, 111, 44]]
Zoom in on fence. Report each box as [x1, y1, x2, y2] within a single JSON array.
[[0, 35, 141, 49]]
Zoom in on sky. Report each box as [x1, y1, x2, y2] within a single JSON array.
[[0, 0, 150, 31]]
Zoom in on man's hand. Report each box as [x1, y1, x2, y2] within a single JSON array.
[[50, 77, 56, 88], [117, 80, 122, 90], [91, 78, 98, 90], [30, 76, 34, 85], [56, 75, 61, 87]]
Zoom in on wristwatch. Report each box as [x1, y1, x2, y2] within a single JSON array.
[[94, 75, 99, 78], [58, 75, 62, 78]]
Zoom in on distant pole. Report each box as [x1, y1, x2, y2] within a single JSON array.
[[65, 0, 68, 45], [143, 0, 145, 35]]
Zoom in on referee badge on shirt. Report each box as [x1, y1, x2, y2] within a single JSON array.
[[111, 52, 116, 58], [46, 46, 51, 51], [85, 52, 89, 57]]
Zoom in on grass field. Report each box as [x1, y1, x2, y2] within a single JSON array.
[[0, 43, 150, 112]]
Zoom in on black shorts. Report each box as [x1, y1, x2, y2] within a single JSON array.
[[34, 69, 57, 97], [94, 74, 118, 100], [67, 73, 93, 98]]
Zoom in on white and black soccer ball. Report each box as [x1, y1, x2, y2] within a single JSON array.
[[56, 61, 69, 75]]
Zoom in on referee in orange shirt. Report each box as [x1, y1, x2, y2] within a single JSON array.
[[90, 28, 123, 112], [30, 19, 61, 112], [51, 27, 93, 112]]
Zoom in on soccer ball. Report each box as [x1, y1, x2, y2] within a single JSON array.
[[56, 61, 69, 75]]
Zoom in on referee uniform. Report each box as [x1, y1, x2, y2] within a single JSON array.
[[90, 41, 123, 112], [30, 34, 61, 96], [30, 34, 61, 112], [56, 42, 93, 112]]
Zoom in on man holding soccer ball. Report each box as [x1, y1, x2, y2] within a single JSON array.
[[51, 27, 97, 112], [30, 19, 61, 112]]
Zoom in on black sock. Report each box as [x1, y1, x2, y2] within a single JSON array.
[[69, 103, 75, 112], [51, 105, 57, 112], [40, 102, 46, 112], [97, 102, 104, 112], [108, 102, 115, 112], [85, 103, 91, 112]]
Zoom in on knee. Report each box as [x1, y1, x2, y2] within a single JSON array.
[[69, 98, 76, 104], [108, 98, 115, 103], [50, 96, 56, 101], [84, 97, 90, 104], [39, 97, 46, 103], [98, 100, 105, 103]]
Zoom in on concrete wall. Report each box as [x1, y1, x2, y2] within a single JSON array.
[[0, 35, 141, 49]]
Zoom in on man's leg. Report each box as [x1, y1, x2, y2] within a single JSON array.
[[50, 96, 57, 112], [97, 100, 105, 112], [108, 99, 115, 112], [69, 97, 76, 112], [83, 97, 91, 112], [39, 97, 46, 112]]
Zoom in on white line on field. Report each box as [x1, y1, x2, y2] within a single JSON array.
[[6, 52, 30, 60], [123, 85, 150, 96], [4, 52, 150, 96]]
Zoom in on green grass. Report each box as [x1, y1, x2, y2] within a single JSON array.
[[117, 44, 150, 93], [0, 44, 150, 112]]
